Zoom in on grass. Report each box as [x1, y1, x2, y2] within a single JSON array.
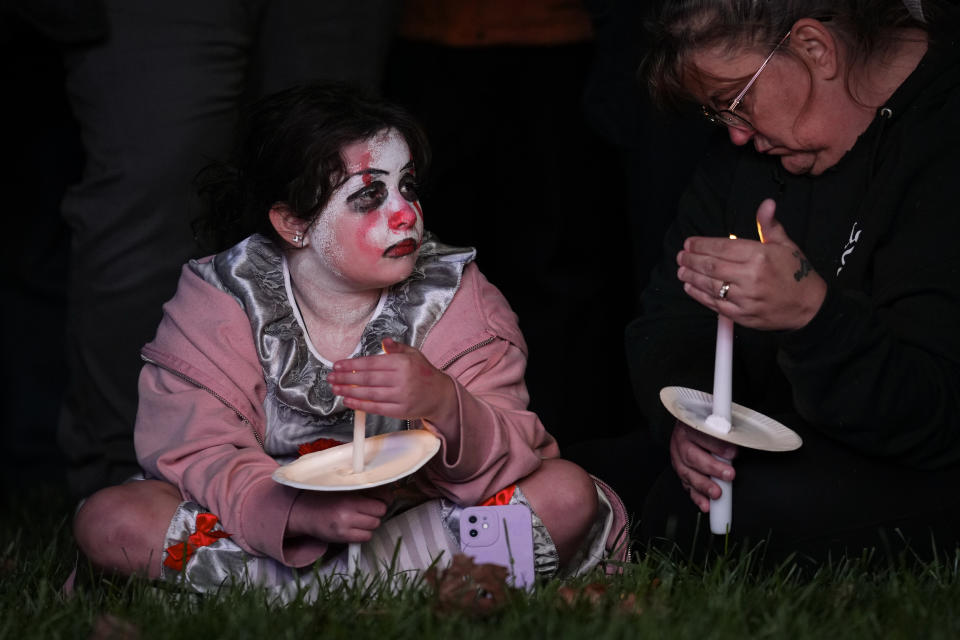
[[3, 485, 960, 639]]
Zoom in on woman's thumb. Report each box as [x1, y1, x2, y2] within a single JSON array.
[[755, 198, 789, 245]]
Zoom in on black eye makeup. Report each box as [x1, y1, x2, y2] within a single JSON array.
[[346, 182, 387, 212], [399, 173, 419, 202], [342, 166, 420, 213]]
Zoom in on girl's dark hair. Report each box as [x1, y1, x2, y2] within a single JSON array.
[[194, 83, 430, 252], [642, 0, 946, 110]]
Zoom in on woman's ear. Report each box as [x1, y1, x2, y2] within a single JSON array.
[[269, 204, 311, 248], [790, 18, 839, 80]]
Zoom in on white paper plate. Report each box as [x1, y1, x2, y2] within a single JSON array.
[[272, 430, 442, 491], [659, 386, 802, 452]]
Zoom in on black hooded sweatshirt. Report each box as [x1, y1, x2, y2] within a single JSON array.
[[626, 27, 960, 469]]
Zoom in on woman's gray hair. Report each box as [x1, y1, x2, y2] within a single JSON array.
[[642, 0, 935, 109]]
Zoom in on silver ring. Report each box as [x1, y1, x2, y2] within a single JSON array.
[[717, 282, 731, 300]]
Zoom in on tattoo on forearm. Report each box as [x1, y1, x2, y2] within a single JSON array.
[[792, 250, 812, 281]]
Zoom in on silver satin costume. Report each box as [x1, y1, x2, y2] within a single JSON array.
[[191, 232, 474, 453], [155, 234, 613, 601]]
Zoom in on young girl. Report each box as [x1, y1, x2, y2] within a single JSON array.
[[73, 83, 626, 600]]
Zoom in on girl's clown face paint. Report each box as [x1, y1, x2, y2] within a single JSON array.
[[308, 129, 424, 290]]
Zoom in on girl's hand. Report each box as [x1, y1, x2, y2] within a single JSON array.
[[287, 491, 387, 543], [669, 421, 737, 512], [676, 198, 827, 330], [327, 338, 458, 426]]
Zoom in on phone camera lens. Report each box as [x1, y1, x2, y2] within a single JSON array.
[[469, 529, 478, 538], [468, 515, 478, 524]]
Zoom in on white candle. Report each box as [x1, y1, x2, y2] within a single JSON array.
[[707, 312, 734, 534], [347, 540, 362, 577], [348, 408, 367, 577], [709, 458, 733, 535], [711, 314, 734, 425], [347, 346, 386, 576], [352, 409, 366, 474]]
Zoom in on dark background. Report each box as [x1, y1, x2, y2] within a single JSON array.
[[0, 0, 711, 516]]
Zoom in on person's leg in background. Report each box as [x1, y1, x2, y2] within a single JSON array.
[[58, 0, 254, 497], [0, 9, 85, 496]]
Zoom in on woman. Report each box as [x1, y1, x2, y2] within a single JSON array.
[[627, 0, 960, 560], [73, 84, 626, 599]]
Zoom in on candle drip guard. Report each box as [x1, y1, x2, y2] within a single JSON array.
[[660, 387, 802, 452], [660, 386, 802, 535]]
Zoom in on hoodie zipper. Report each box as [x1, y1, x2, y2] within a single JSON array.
[[141, 355, 265, 449], [401, 336, 497, 430], [438, 336, 496, 371]]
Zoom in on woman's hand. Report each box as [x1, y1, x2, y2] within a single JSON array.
[[676, 198, 827, 330], [327, 337, 458, 426], [670, 421, 738, 512], [287, 491, 387, 543]]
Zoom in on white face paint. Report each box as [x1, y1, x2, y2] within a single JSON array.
[[306, 129, 424, 290]]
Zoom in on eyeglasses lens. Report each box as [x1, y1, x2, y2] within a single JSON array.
[[701, 106, 754, 131]]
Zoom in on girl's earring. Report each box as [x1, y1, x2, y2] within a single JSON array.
[[292, 231, 303, 247]]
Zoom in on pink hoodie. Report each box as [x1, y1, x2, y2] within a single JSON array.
[[135, 259, 603, 567]]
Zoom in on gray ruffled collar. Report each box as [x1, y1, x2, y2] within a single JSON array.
[[190, 233, 475, 457]]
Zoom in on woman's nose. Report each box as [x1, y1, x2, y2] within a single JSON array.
[[728, 126, 755, 146], [388, 202, 418, 230]]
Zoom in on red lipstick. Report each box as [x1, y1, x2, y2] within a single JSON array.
[[383, 238, 418, 258]]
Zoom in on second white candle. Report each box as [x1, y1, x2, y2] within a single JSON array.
[[708, 313, 734, 534]]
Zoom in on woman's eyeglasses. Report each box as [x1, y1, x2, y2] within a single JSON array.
[[701, 31, 792, 132]]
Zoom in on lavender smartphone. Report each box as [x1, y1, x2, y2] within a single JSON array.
[[459, 504, 535, 589]]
